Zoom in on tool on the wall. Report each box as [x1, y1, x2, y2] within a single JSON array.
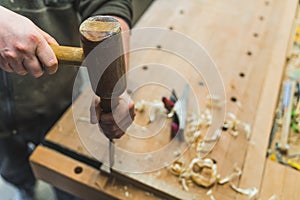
[[50, 16, 127, 173], [277, 80, 296, 154]]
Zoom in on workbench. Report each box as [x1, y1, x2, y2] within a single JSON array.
[[30, 0, 300, 199]]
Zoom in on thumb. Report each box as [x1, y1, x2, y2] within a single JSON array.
[[90, 96, 101, 124]]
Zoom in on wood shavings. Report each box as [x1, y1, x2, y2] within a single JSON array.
[[169, 160, 185, 176], [196, 141, 207, 154], [196, 130, 221, 154], [243, 123, 251, 140], [166, 99, 252, 193], [149, 101, 165, 122], [180, 176, 189, 191], [135, 100, 166, 123], [206, 189, 216, 200], [218, 166, 242, 185], [214, 165, 257, 198], [134, 100, 167, 123], [169, 157, 219, 191], [223, 113, 251, 139], [268, 194, 277, 200], [168, 156, 258, 199], [189, 158, 218, 188], [185, 109, 212, 144], [193, 131, 202, 141], [178, 170, 192, 191], [204, 109, 213, 126], [229, 130, 239, 137], [135, 100, 146, 112], [229, 183, 258, 200], [124, 191, 129, 197], [224, 113, 239, 132]]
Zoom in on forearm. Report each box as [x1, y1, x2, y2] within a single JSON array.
[[112, 16, 130, 69], [78, 0, 132, 68], [0, 6, 58, 77], [78, 0, 132, 27]]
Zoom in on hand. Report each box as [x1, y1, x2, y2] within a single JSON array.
[[90, 92, 135, 139], [0, 6, 58, 77]]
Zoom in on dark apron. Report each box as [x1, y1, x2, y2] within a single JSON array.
[[0, 0, 81, 138]]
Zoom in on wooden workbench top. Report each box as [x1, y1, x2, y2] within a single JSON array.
[[30, 0, 300, 199]]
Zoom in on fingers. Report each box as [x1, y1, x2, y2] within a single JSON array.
[[0, 8, 59, 77], [8, 56, 27, 75], [100, 101, 135, 124], [100, 124, 125, 139], [99, 113, 127, 139], [0, 48, 26, 75], [0, 33, 57, 77], [101, 115, 134, 139], [99, 102, 135, 139], [23, 56, 44, 78], [36, 37, 58, 75], [89, 94, 136, 139], [35, 26, 59, 75], [35, 25, 59, 45], [0, 59, 13, 72]]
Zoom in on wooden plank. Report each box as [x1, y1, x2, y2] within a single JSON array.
[[30, 146, 160, 200], [282, 164, 300, 199], [261, 159, 300, 199], [260, 159, 285, 199], [30, 146, 112, 200], [239, 0, 298, 193], [30, 0, 299, 199]]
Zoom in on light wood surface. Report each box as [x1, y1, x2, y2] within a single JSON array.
[[30, 0, 300, 199]]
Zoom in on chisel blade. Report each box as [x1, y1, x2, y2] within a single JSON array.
[[100, 139, 114, 174], [109, 139, 115, 170]]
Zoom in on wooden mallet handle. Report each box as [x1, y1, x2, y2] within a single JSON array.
[[50, 44, 83, 66]]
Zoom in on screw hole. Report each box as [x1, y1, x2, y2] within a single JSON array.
[[253, 33, 259, 38], [142, 65, 148, 70], [239, 72, 245, 78], [231, 97, 237, 102], [74, 166, 83, 174], [169, 26, 174, 30], [222, 126, 228, 131], [127, 89, 132, 95], [265, 1, 269, 6], [156, 45, 162, 49], [247, 51, 252, 56], [180, 10, 184, 14], [259, 16, 264, 21], [198, 81, 204, 86]]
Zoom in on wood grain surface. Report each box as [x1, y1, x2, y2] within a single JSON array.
[[30, 0, 300, 199]]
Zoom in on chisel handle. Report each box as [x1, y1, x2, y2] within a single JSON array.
[[50, 44, 84, 66]]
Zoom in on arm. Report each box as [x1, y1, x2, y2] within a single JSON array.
[[78, 0, 132, 27], [0, 6, 58, 77]]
